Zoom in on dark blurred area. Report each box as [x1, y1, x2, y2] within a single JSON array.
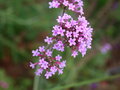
[[0, 0, 120, 90]]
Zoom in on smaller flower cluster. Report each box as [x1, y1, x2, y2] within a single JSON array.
[[30, 46, 66, 79], [49, 0, 84, 14]]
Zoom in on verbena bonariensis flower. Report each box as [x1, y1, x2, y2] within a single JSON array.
[[30, 0, 93, 79]]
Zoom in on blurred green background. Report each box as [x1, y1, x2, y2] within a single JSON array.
[[0, 0, 120, 90]]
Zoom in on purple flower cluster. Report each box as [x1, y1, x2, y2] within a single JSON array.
[[30, 0, 93, 79], [30, 47, 66, 79], [49, 0, 84, 14], [50, 13, 93, 57]]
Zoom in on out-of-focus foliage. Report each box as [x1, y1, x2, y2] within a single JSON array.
[[0, 69, 14, 90], [0, 0, 120, 90]]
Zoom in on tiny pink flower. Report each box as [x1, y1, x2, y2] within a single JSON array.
[[76, 25, 82, 33], [78, 1, 83, 7], [68, 38, 76, 46], [63, 13, 71, 20], [57, 16, 64, 23], [68, 4, 75, 11], [55, 55, 62, 61], [45, 71, 52, 79], [32, 49, 40, 56], [30, 62, 35, 69], [53, 41, 65, 52], [71, 51, 78, 58], [66, 31, 72, 38], [39, 46, 45, 52], [73, 31, 79, 38], [58, 69, 63, 75], [46, 49, 52, 56], [63, 0, 69, 6], [65, 22, 71, 28], [35, 68, 43, 76], [70, 19, 77, 26], [57, 27, 65, 36], [52, 29, 58, 36], [50, 66, 57, 75], [44, 36, 53, 44], [79, 44, 87, 57], [52, 25, 60, 36], [78, 37, 84, 43], [59, 60, 66, 68], [39, 58, 48, 69], [49, 1, 60, 8], [39, 58, 44, 65]]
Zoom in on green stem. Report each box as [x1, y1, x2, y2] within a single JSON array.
[[51, 74, 120, 90], [33, 75, 40, 90], [62, 7, 66, 16]]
